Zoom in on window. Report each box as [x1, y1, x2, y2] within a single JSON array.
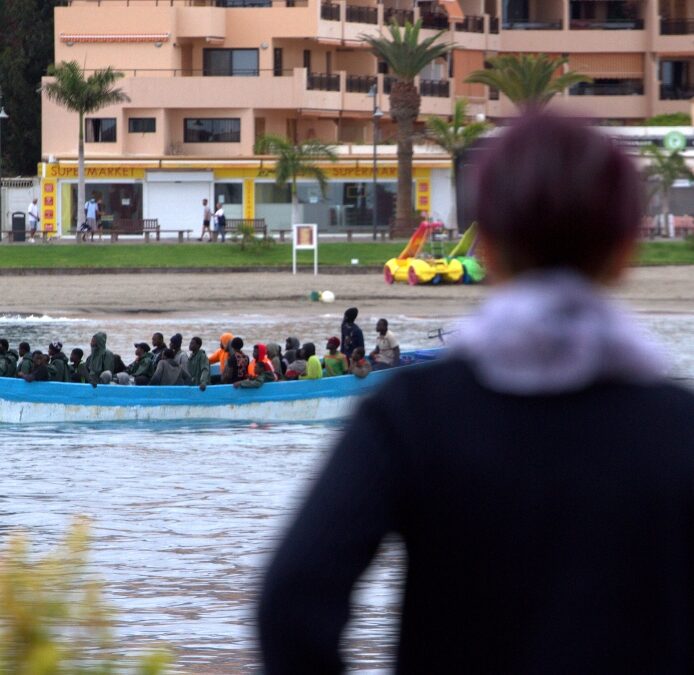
[[128, 117, 156, 133], [184, 118, 241, 143], [85, 118, 116, 142], [203, 49, 259, 76]]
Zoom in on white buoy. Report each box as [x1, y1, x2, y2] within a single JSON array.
[[320, 290, 335, 303]]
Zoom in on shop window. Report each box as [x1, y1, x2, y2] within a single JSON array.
[[184, 118, 241, 143], [215, 183, 244, 220], [67, 182, 143, 229], [128, 117, 156, 133], [203, 49, 259, 76], [85, 118, 116, 143]]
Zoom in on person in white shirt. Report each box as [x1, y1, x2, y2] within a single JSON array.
[[27, 198, 39, 240], [370, 318, 400, 370], [214, 202, 226, 243], [199, 198, 212, 241]]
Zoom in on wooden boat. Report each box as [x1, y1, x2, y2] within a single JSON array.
[[0, 349, 442, 424]]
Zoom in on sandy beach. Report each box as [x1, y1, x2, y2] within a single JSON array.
[[0, 266, 691, 318]]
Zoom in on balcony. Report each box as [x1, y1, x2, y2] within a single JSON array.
[[384, 7, 413, 26], [660, 84, 694, 100], [321, 1, 340, 20], [455, 15, 484, 33], [420, 79, 450, 97], [661, 19, 694, 35], [503, 20, 562, 29], [489, 16, 499, 33], [569, 18, 644, 29], [346, 74, 377, 93], [345, 3, 377, 24], [570, 80, 644, 96], [307, 72, 340, 91], [420, 12, 449, 29]]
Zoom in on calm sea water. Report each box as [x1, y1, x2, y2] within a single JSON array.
[[1, 310, 692, 672]]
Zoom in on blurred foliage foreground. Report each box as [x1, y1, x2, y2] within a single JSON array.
[[0, 520, 169, 675]]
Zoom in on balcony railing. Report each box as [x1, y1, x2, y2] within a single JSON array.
[[489, 16, 499, 33], [661, 18, 694, 35], [346, 74, 377, 93], [421, 12, 449, 29], [570, 81, 644, 96], [345, 3, 377, 24], [420, 79, 449, 97], [307, 72, 340, 91], [503, 20, 563, 30], [570, 18, 644, 30], [660, 84, 694, 100], [384, 7, 414, 25], [321, 1, 340, 20], [455, 15, 484, 33], [384, 75, 396, 94]]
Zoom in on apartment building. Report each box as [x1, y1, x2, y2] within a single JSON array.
[[39, 0, 694, 235]]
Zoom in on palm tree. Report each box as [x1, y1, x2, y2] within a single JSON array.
[[465, 54, 590, 110], [362, 20, 451, 232], [254, 134, 337, 225], [642, 144, 694, 236], [41, 61, 129, 238], [426, 98, 488, 232]]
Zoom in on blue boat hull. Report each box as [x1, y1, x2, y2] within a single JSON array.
[[0, 349, 442, 423]]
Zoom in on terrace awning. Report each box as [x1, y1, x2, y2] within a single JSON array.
[[569, 53, 644, 78], [60, 33, 171, 44]]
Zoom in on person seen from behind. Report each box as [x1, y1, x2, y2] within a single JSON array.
[[47, 341, 70, 382], [323, 337, 348, 377], [369, 318, 400, 370], [222, 337, 250, 384], [266, 343, 285, 379], [235, 344, 276, 388], [86, 332, 115, 386], [199, 198, 212, 241], [169, 333, 189, 374], [284, 347, 306, 381], [259, 112, 694, 674], [16, 342, 32, 378], [214, 202, 226, 243], [150, 348, 192, 386]]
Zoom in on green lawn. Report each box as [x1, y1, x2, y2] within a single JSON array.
[[0, 240, 691, 269]]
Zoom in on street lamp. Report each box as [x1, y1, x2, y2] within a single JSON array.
[[369, 84, 384, 240], [0, 88, 9, 239]]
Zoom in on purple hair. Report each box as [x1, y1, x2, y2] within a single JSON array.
[[475, 113, 642, 277]]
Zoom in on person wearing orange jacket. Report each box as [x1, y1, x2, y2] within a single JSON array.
[[208, 332, 234, 383]]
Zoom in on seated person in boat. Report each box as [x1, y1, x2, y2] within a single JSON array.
[[300, 343, 323, 380], [169, 333, 190, 375], [19, 351, 50, 382], [69, 348, 89, 383], [0, 338, 18, 377], [16, 342, 32, 378], [151, 332, 166, 366], [285, 347, 307, 380], [149, 348, 193, 386], [209, 332, 234, 384], [370, 319, 400, 370], [267, 343, 285, 380], [349, 347, 372, 379], [323, 337, 348, 377], [86, 332, 116, 386], [235, 343, 277, 388], [222, 337, 250, 384], [126, 342, 156, 386], [284, 337, 300, 367], [48, 341, 70, 382], [188, 336, 210, 392]]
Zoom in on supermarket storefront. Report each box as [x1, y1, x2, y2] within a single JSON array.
[[39, 161, 439, 236]]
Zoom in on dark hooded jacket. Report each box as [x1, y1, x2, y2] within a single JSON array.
[[150, 358, 193, 386], [340, 308, 364, 358], [284, 337, 300, 365], [16, 352, 33, 377], [86, 332, 115, 380], [49, 351, 71, 382], [0, 349, 19, 377], [188, 348, 210, 387]]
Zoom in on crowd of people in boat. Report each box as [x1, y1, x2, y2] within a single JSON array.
[[0, 308, 401, 390]]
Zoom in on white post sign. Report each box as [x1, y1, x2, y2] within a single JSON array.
[[292, 223, 318, 275]]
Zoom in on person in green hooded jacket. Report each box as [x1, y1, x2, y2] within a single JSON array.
[[48, 341, 71, 382], [188, 337, 210, 392], [16, 342, 32, 378], [85, 332, 116, 386], [0, 339, 19, 377], [127, 342, 155, 385]]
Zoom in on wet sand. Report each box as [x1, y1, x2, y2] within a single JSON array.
[[0, 266, 692, 318]]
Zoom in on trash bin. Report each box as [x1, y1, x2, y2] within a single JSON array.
[[12, 212, 26, 242]]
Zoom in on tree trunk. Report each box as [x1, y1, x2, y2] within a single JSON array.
[[291, 179, 301, 225], [76, 111, 85, 243], [662, 189, 671, 238]]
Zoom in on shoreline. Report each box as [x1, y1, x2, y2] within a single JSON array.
[[0, 266, 692, 319]]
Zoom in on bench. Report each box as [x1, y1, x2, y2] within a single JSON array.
[[1, 229, 52, 243], [225, 218, 268, 241], [345, 226, 393, 242], [109, 218, 161, 242]]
